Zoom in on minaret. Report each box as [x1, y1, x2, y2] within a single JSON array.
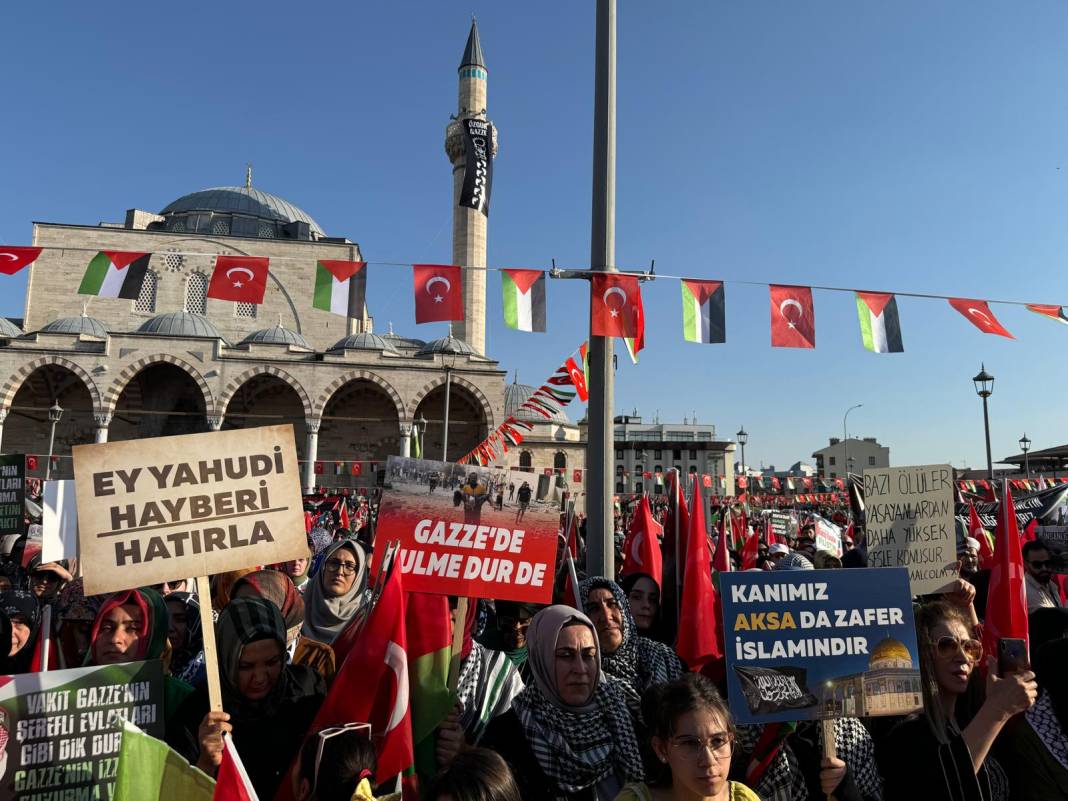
[[445, 18, 496, 355]]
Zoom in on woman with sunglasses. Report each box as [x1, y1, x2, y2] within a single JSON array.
[[615, 673, 759, 801], [170, 597, 326, 799], [881, 600, 1038, 801], [301, 541, 370, 644]]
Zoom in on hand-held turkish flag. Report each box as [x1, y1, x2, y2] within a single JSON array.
[[214, 734, 260, 801], [0, 246, 43, 275], [591, 274, 644, 340], [621, 495, 664, 587], [208, 256, 270, 304], [741, 527, 761, 570], [769, 285, 816, 348], [413, 264, 463, 323], [968, 503, 994, 569], [677, 478, 722, 672], [713, 508, 732, 573], [983, 480, 1030, 665], [948, 298, 1014, 339]]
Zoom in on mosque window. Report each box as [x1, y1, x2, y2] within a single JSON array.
[[134, 270, 158, 313], [185, 272, 208, 315], [163, 250, 185, 273], [257, 221, 276, 238], [168, 218, 186, 232], [211, 217, 231, 236], [235, 302, 257, 319], [519, 451, 533, 472], [554, 452, 567, 470]]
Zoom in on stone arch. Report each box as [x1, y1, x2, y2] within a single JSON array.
[[103, 354, 215, 417], [314, 370, 405, 421], [408, 374, 494, 429], [0, 356, 103, 413], [218, 366, 313, 420]]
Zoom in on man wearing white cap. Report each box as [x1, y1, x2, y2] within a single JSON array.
[[766, 543, 790, 570], [957, 537, 980, 582]]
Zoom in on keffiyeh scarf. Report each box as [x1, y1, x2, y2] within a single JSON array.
[[1027, 691, 1068, 773], [455, 641, 524, 744]]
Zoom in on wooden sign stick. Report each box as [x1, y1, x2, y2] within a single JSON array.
[[821, 717, 837, 801], [447, 596, 469, 692], [195, 575, 224, 712]]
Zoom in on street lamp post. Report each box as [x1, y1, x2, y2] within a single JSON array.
[[972, 365, 995, 481], [736, 427, 748, 484], [415, 415, 428, 459], [440, 348, 458, 463], [45, 401, 64, 481], [843, 404, 863, 477], [1019, 434, 1031, 478]]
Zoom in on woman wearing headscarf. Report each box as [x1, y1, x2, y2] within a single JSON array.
[[55, 578, 104, 669], [0, 589, 40, 673], [618, 574, 665, 642], [170, 597, 326, 799], [579, 577, 682, 700], [232, 570, 304, 648], [85, 587, 195, 718], [484, 605, 645, 801], [301, 541, 369, 645], [212, 567, 258, 611], [165, 591, 204, 685]]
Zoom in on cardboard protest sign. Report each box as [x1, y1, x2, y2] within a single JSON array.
[[769, 512, 795, 540], [720, 567, 922, 725], [42, 480, 78, 562], [0, 659, 164, 800], [1036, 526, 1068, 547], [373, 456, 557, 603], [73, 425, 307, 596], [863, 464, 957, 595], [0, 454, 26, 540], [812, 515, 842, 557]]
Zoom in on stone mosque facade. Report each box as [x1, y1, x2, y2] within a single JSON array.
[[0, 21, 587, 500]]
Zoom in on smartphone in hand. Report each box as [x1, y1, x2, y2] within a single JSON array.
[[998, 637, 1029, 676]]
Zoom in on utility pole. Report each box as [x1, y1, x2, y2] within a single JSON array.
[[585, 0, 617, 578]]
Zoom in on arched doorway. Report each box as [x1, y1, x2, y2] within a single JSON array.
[[109, 363, 209, 441], [320, 379, 401, 485], [414, 383, 488, 464], [2, 364, 95, 479], [221, 374, 309, 461]]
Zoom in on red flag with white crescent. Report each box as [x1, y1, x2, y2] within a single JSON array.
[[769, 285, 816, 348], [0, 246, 42, 275], [620, 495, 663, 586], [207, 256, 270, 304], [983, 480, 1029, 663], [948, 298, 1014, 338], [413, 264, 464, 323], [591, 274, 644, 340]]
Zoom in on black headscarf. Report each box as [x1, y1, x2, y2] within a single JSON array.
[[0, 589, 41, 673], [165, 591, 204, 679]]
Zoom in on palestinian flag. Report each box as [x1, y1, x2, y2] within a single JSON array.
[[78, 251, 150, 299], [680, 279, 726, 344], [313, 260, 367, 318], [1027, 304, 1068, 326], [855, 291, 904, 353], [501, 269, 546, 332]]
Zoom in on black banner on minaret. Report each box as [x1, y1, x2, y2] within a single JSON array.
[[460, 118, 493, 216]]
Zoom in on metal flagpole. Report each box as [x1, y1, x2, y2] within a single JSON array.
[[585, 0, 617, 578]]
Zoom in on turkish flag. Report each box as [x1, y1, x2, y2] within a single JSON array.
[[677, 478, 722, 672], [948, 298, 1014, 338], [591, 274, 644, 340], [207, 255, 270, 303], [351, 462, 363, 476], [702, 475, 712, 488], [620, 495, 664, 586], [0, 246, 42, 275], [741, 528, 761, 570], [215, 735, 260, 801], [413, 264, 463, 323], [563, 356, 589, 401], [314, 461, 324, 475], [572, 469, 583, 483], [983, 480, 1030, 663], [769, 285, 816, 348]]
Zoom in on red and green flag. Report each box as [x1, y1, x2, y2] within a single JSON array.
[[78, 251, 150, 299], [680, 279, 726, 344], [501, 269, 546, 332], [406, 593, 455, 795], [313, 260, 367, 318]]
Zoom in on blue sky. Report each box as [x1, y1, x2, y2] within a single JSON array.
[[3, 2, 1067, 472]]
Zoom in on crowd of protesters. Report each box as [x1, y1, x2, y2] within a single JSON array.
[[2, 482, 1067, 801]]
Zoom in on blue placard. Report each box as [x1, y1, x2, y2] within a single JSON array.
[[720, 567, 923, 724]]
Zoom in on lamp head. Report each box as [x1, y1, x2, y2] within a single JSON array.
[[48, 401, 64, 423], [736, 427, 748, 446], [972, 364, 994, 398]]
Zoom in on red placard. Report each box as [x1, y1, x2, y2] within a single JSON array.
[[372, 456, 557, 603]]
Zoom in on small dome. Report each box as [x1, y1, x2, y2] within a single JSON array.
[[505, 380, 572, 425], [241, 324, 311, 349], [869, 638, 913, 669], [0, 317, 23, 337], [329, 332, 400, 354], [415, 335, 478, 358], [40, 314, 109, 338], [137, 311, 225, 340], [381, 322, 425, 350]]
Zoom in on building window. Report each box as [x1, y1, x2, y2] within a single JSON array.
[[211, 217, 231, 236], [829, 456, 836, 466], [673, 449, 682, 460], [635, 448, 644, 459], [868, 456, 876, 466], [654, 449, 662, 460], [616, 482, 624, 493], [235, 302, 257, 319], [689, 465, 698, 473], [654, 485, 663, 495], [635, 482, 643, 494], [616, 465, 624, 475], [830, 472, 837, 479], [257, 221, 276, 238], [134, 270, 158, 313], [635, 464, 643, 475], [554, 452, 567, 470], [689, 449, 697, 460], [654, 464, 662, 476], [185, 272, 208, 315], [616, 450, 624, 460]]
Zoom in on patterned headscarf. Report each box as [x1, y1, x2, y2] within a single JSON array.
[[232, 570, 304, 642], [511, 605, 644, 793], [578, 577, 683, 697], [212, 568, 258, 610], [164, 591, 204, 678]]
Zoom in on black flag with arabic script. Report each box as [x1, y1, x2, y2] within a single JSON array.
[[459, 118, 493, 216], [955, 483, 1068, 532]]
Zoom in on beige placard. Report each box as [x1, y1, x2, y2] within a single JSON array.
[[73, 425, 307, 596], [863, 463, 957, 596]]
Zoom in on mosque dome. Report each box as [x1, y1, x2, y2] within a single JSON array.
[[137, 311, 225, 340], [329, 332, 400, 354], [0, 317, 23, 337], [159, 186, 325, 239], [380, 322, 425, 351], [415, 335, 478, 358], [240, 324, 311, 349], [40, 314, 109, 338], [869, 638, 913, 670], [504, 380, 572, 425]]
